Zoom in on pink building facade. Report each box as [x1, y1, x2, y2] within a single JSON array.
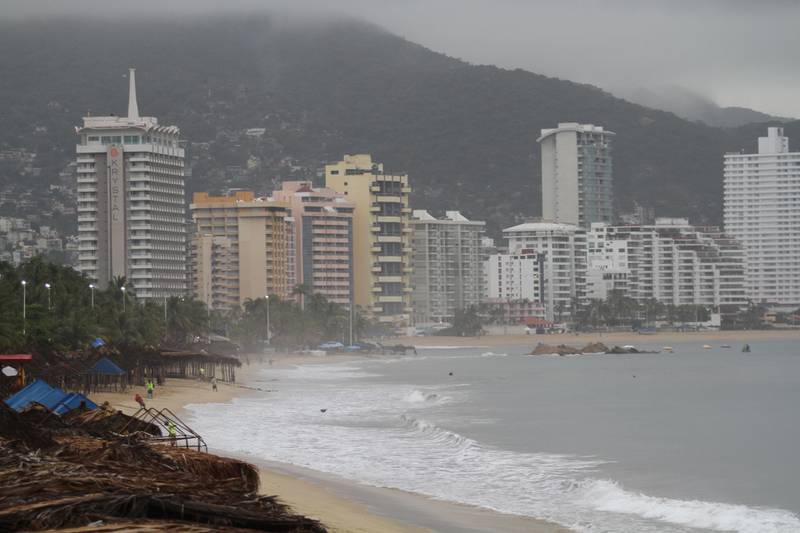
[[272, 182, 355, 306]]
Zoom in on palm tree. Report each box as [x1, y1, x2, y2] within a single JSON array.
[[292, 283, 313, 310], [166, 297, 208, 345]]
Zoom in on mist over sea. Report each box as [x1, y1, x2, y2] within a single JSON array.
[[187, 340, 800, 532]]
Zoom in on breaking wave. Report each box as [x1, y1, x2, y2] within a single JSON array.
[[188, 359, 800, 533], [403, 390, 449, 404]]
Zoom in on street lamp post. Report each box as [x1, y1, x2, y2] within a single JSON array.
[[265, 294, 270, 345], [21, 280, 27, 335], [121, 286, 126, 312], [44, 283, 51, 310], [89, 284, 95, 309]]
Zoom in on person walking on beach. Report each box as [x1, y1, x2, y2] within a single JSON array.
[[146, 379, 155, 400], [211, 376, 218, 392], [134, 393, 146, 409]]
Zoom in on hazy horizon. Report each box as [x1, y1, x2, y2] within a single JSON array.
[[3, 0, 799, 119]]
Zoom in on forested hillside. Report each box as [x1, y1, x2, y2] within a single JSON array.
[[1, 14, 797, 234]]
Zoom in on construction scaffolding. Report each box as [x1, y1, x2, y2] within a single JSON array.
[[121, 407, 208, 452]]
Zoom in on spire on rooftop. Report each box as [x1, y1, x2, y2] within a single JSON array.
[[127, 68, 140, 120]]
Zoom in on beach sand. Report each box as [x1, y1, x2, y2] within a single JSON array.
[[93, 354, 569, 533], [394, 328, 800, 348]]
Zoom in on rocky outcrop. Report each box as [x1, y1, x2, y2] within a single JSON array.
[[580, 342, 610, 354], [530, 343, 581, 356], [607, 345, 659, 354], [530, 342, 659, 356]]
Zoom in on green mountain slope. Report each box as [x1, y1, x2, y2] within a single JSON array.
[[1, 15, 797, 235]]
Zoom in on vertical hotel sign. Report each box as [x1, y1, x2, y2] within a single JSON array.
[[107, 145, 126, 280]]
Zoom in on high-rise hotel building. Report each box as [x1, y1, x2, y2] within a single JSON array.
[[724, 127, 800, 306], [189, 192, 294, 310], [538, 123, 615, 228], [587, 219, 746, 312], [271, 181, 355, 307], [76, 69, 186, 299], [502, 222, 587, 321], [325, 155, 413, 327], [410, 210, 485, 324]]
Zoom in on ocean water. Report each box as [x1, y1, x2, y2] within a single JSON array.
[[186, 340, 800, 533]]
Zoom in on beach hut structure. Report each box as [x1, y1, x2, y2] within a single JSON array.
[[84, 356, 128, 392], [158, 351, 241, 383], [4, 378, 97, 415], [0, 354, 32, 396]]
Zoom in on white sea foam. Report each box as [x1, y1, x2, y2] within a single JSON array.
[[261, 363, 379, 381], [580, 479, 800, 533], [403, 390, 446, 404], [480, 351, 508, 357], [188, 360, 800, 533]]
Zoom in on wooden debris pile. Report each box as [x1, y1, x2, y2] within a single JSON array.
[[62, 403, 162, 437], [0, 403, 57, 450], [0, 406, 325, 532]]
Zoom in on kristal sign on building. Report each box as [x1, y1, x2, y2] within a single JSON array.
[[75, 69, 186, 299]]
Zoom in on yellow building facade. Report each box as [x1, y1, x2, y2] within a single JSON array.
[[189, 191, 294, 310], [325, 154, 413, 326]]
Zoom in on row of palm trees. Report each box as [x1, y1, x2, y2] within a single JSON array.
[[0, 259, 367, 354], [569, 291, 716, 328]]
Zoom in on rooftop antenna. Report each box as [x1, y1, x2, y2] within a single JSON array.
[[127, 68, 140, 120]]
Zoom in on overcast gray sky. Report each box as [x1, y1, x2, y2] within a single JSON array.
[[5, 0, 799, 117]]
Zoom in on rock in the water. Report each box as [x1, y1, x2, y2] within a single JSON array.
[[580, 342, 609, 354], [530, 343, 580, 356]]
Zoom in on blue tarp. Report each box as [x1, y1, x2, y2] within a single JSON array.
[[52, 392, 97, 415], [91, 337, 106, 348], [4, 378, 96, 414], [89, 356, 125, 376]]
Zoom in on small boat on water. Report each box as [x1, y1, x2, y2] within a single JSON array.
[[703, 344, 712, 350], [662, 346, 674, 353], [720, 344, 732, 349], [742, 344, 751, 353]]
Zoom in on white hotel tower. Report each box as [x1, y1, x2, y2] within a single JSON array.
[[724, 127, 800, 306], [76, 69, 187, 299], [538, 123, 615, 228]]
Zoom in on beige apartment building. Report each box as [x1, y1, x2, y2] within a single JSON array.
[[189, 191, 295, 310], [271, 181, 355, 306], [411, 210, 485, 324], [325, 154, 413, 326]]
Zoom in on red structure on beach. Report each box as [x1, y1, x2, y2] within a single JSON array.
[[0, 354, 33, 395]]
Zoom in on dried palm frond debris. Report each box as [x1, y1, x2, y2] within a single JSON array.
[[0, 404, 325, 532]]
